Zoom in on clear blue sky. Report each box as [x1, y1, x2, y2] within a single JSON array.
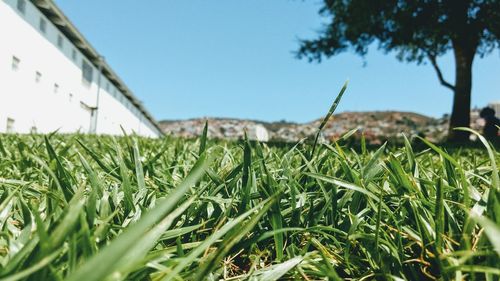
[[54, 0, 499, 123]]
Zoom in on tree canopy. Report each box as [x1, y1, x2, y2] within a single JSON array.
[[298, 0, 500, 64], [297, 0, 500, 142]]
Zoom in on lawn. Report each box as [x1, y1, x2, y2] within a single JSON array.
[[0, 125, 498, 281]]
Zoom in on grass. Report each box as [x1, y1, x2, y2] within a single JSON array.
[[0, 87, 499, 280]]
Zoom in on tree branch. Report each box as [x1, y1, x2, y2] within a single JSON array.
[[428, 54, 455, 91]]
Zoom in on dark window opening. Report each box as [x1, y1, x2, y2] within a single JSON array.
[[82, 60, 93, 85], [57, 35, 64, 49], [39, 18, 47, 33], [17, 0, 26, 14], [11, 56, 20, 71]]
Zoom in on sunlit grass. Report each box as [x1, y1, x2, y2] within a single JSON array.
[[0, 85, 499, 280]]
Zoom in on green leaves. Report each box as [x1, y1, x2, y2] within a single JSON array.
[[0, 128, 498, 280], [250, 256, 304, 281], [309, 80, 348, 160], [66, 153, 211, 281]]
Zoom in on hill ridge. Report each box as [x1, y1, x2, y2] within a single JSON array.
[[159, 110, 452, 143]]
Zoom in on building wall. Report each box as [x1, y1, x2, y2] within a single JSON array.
[[0, 0, 161, 137]]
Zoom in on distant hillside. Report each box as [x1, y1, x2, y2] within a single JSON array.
[[159, 111, 452, 144], [309, 111, 446, 144], [159, 118, 275, 142]]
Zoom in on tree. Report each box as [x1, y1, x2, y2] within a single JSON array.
[[297, 0, 500, 142]]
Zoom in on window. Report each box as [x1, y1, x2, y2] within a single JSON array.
[[106, 82, 110, 92], [39, 18, 47, 33], [72, 49, 77, 61], [11, 56, 20, 71], [57, 35, 64, 49], [54, 83, 59, 94], [6, 118, 15, 133], [35, 71, 42, 83], [82, 60, 93, 84], [17, 0, 26, 14]]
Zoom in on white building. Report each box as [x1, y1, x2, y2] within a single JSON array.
[[0, 0, 162, 137], [248, 124, 269, 142]]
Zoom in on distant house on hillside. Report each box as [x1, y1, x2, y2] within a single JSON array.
[[247, 124, 269, 142], [0, 0, 162, 137]]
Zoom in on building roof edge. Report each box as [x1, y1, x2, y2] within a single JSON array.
[[31, 0, 164, 135]]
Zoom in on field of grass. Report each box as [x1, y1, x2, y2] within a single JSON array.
[[0, 88, 499, 281], [0, 127, 498, 281]]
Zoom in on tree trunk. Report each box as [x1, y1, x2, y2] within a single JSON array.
[[447, 42, 475, 142]]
